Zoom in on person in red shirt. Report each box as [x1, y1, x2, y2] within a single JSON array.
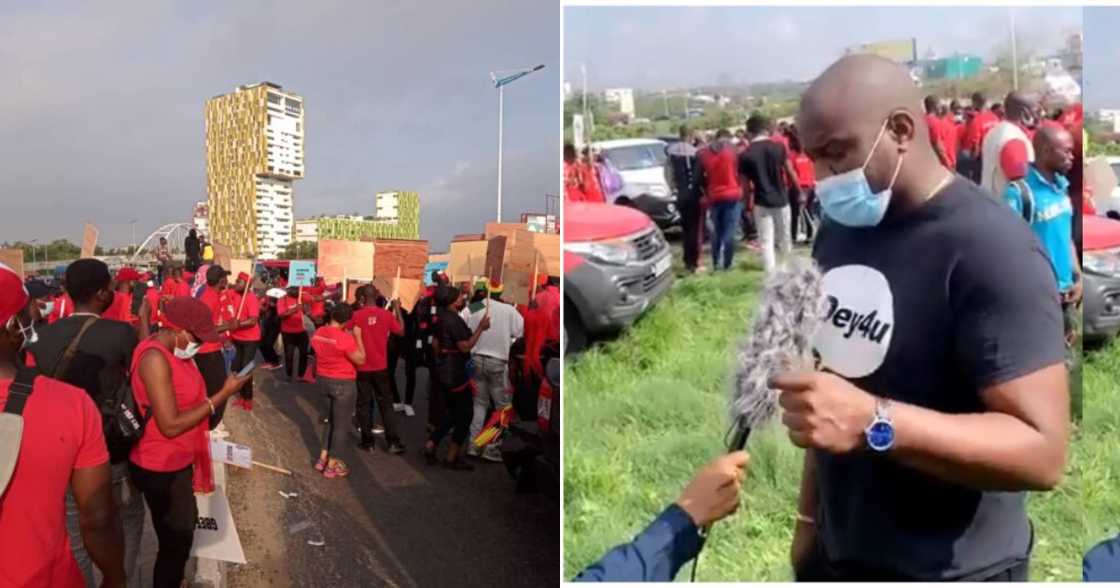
[[348, 285, 406, 453], [695, 129, 744, 271], [580, 147, 606, 203], [139, 279, 164, 338], [924, 95, 951, 169], [130, 297, 249, 587], [48, 289, 75, 324], [194, 266, 234, 428], [103, 267, 141, 324], [278, 287, 312, 383], [161, 265, 190, 299], [304, 277, 328, 327], [787, 128, 819, 242], [227, 273, 261, 411], [0, 265, 125, 588], [939, 103, 959, 172], [564, 143, 589, 202], [310, 304, 366, 478], [961, 92, 1000, 182]]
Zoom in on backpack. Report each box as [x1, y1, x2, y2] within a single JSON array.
[[56, 317, 147, 460]]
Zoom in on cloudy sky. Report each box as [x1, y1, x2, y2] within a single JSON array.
[[1, 1, 559, 251], [1084, 6, 1120, 109], [564, 6, 1080, 90]]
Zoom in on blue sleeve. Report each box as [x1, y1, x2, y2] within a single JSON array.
[[1003, 182, 1023, 215], [573, 504, 704, 582]]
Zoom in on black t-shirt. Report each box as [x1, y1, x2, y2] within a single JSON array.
[[434, 308, 472, 389], [30, 314, 139, 462], [810, 178, 1064, 580], [738, 139, 789, 208]]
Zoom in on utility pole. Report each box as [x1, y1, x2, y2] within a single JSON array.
[[1010, 9, 1019, 90]]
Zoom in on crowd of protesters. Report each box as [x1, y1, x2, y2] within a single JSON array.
[[0, 227, 561, 586]]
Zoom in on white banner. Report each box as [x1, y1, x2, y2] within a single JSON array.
[[191, 485, 246, 564], [210, 438, 253, 469]]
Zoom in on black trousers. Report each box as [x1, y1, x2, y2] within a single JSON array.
[[356, 370, 401, 445], [130, 464, 196, 588], [678, 199, 704, 272], [429, 383, 472, 445], [259, 319, 281, 365], [387, 339, 420, 406], [795, 536, 1030, 582], [194, 350, 227, 429], [231, 340, 259, 400], [281, 331, 309, 379]]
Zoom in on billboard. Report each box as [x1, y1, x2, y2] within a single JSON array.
[[843, 38, 917, 64]]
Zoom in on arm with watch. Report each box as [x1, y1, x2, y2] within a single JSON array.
[[773, 365, 1069, 491]]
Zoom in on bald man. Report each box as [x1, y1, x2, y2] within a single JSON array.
[[981, 91, 1040, 199], [773, 55, 1068, 582], [1004, 125, 1081, 342]]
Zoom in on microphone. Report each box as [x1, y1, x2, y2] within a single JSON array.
[[727, 256, 826, 448], [690, 257, 825, 582]]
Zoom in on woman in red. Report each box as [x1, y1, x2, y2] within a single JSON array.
[[130, 297, 249, 588], [310, 304, 366, 478], [277, 287, 312, 383], [787, 128, 819, 243]]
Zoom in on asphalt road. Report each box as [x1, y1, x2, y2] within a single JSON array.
[[221, 362, 559, 588]]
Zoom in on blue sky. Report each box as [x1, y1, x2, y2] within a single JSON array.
[[564, 6, 1080, 90], [0, 1, 559, 250], [1084, 6, 1120, 109]]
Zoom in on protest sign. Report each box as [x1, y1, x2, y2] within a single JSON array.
[[81, 223, 99, 258], [318, 239, 374, 283], [191, 485, 246, 564], [209, 438, 253, 469], [0, 249, 24, 278], [288, 261, 317, 287]]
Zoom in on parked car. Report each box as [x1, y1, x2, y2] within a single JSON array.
[[1083, 213, 1120, 342], [563, 200, 674, 355], [1099, 156, 1120, 219], [593, 138, 681, 230]]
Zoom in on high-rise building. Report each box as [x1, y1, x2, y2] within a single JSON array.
[[205, 82, 304, 259], [374, 191, 420, 237], [192, 201, 210, 238]]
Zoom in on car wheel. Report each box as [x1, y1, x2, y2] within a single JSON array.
[[564, 298, 588, 357]]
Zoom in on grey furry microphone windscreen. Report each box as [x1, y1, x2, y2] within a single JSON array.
[[728, 257, 826, 440]]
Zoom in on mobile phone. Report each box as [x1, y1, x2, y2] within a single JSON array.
[[236, 361, 256, 378]]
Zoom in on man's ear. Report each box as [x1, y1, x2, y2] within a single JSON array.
[[889, 109, 917, 154]]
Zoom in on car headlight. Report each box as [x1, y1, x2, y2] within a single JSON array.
[[1085, 247, 1120, 276], [564, 239, 637, 266]]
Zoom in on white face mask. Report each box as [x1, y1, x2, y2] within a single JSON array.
[[5, 316, 36, 350], [173, 333, 201, 360], [41, 301, 54, 316]]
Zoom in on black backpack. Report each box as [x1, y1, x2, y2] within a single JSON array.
[[55, 317, 148, 460]]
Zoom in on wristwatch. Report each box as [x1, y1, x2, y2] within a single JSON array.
[[865, 397, 895, 452]]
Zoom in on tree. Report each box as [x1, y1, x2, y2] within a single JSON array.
[[279, 241, 318, 260]]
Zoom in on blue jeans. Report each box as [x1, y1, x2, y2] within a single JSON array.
[[710, 200, 743, 270]]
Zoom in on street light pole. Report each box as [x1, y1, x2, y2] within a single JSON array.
[[490, 64, 545, 223], [30, 240, 37, 267]]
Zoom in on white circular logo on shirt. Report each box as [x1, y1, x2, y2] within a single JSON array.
[[812, 264, 894, 378]]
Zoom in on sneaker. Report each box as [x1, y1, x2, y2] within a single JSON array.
[[263, 362, 282, 370], [466, 445, 480, 458], [314, 456, 328, 472], [388, 442, 406, 455], [372, 426, 385, 435], [392, 403, 404, 413], [481, 447, 503, 463], [323, 461, 350, 479], [403, 404, 415, 417]]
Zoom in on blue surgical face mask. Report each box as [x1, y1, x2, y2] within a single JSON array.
[[816, 118, 904, 227]]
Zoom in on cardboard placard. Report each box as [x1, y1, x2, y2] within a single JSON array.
[[0, 249, 24, 278], [81, 223, 99, 258], [211, 242, 233, 272], [230, 258, 253, 282], [209, 438, 253, 469], [485, 236, 507, 284], [448, 240, 488, 283], [318, 239, 374, 283], [288, 261, 316, 287], [508, 230, 560, 276], [1087, 157, 1118, 213], [191, 485, 246, 564], [502, 269, 532, 306], [428, 253, 451, 264], [372, 275, 423, 311], [372, 240, 429, 281]]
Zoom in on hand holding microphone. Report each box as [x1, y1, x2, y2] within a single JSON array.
[[771, 371, 877, 454], [677, 451, 750, 527]]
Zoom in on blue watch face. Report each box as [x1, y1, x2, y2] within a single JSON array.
[[867, 420, 895, 451]]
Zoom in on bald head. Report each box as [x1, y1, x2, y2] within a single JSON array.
[[1004, 91, 1038, 125], [1033, 124, 1073, 176], [797, 55, 942, 211]]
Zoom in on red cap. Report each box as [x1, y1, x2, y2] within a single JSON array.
[[116, 267, 142, 282], [237, 272, 250, 283], [162, 296, 222, 343], [0, 262, 28, 326]]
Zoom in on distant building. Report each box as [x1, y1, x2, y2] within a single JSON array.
[[522, 213, 559, 234], [192, 201, 209, 238], [1100, 109, 1120, 134], [205, 81, 305, 259], [925, 55, 982, 80], [294, 219, 318, 243], [843, 38, 917, 65], [604, 88, 635, 117], [374, 191, 420, 238]]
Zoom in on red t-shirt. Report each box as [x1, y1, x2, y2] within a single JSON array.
[[48, 294, 74, 324], [197, 288, 225, 354], [564, 162, 588, 202], [102, 291, 133, 323], [304, 285, 326, 319], [130, 339, 207, 472], [277, 295, 305, 334], [792, 152, 816, 188], [963, 110, 999, 153], [311, 325, 359, 380], [939, 114, 959, 170], [145, 287, 162, 326], [0, 375, 108, 588], [347, 307, 402, 372], [161, 278, 190, 299], [227, 291, 261, 342], [579, 162, 605, 203], [697, 145, 741, 201]]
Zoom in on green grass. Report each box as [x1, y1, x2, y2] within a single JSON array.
[[564, 248, 1119, 581]]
